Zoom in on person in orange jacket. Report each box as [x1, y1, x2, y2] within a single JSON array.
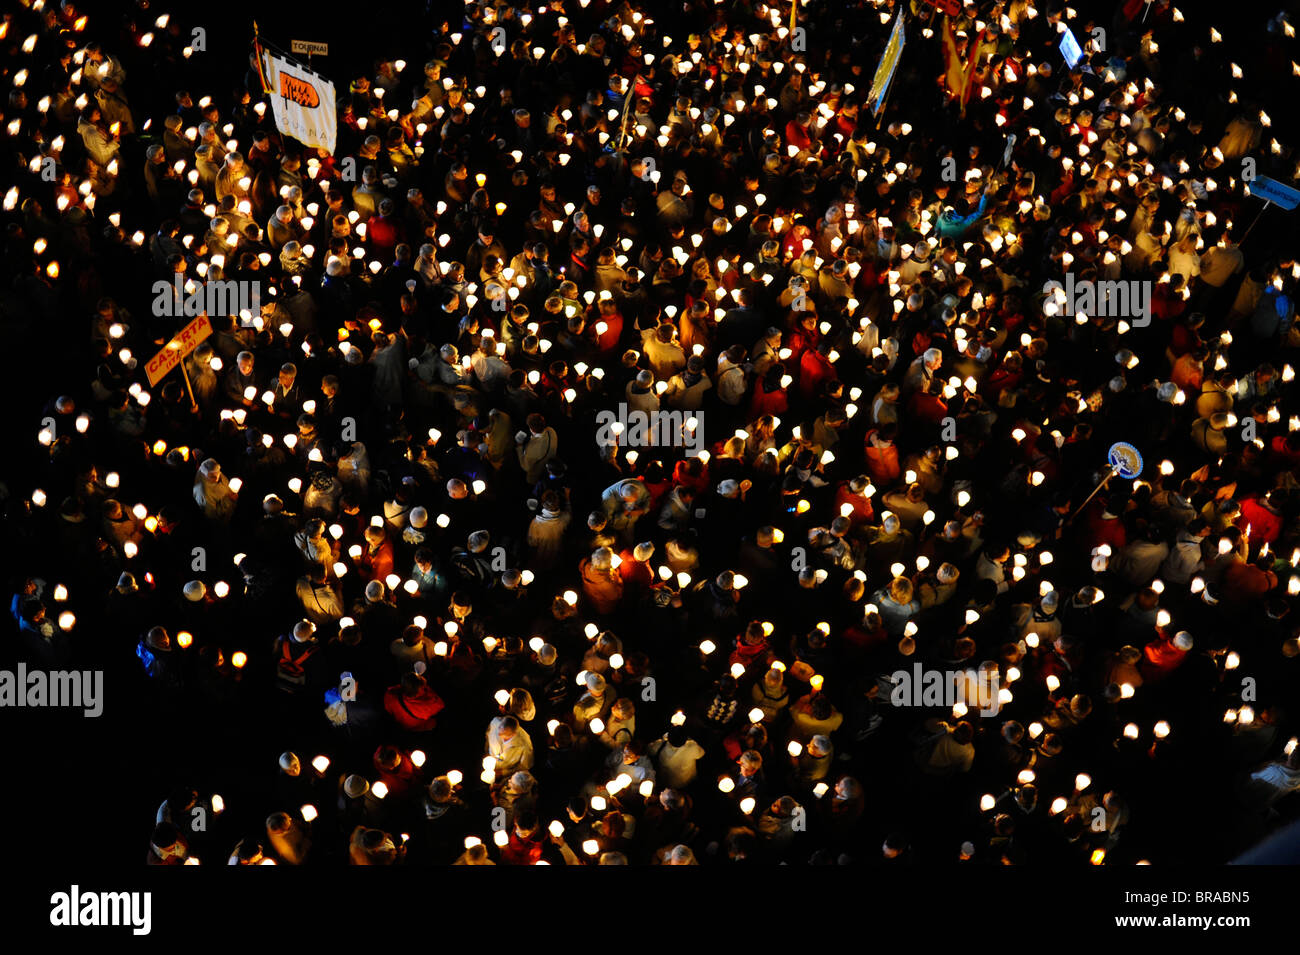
[[864, 423, 902, 486], [1141, 630, 1193, 683], [1223, 553, 1279, 604]]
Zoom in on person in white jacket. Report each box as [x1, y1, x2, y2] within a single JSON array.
[[193, 458, 238, 523], [650, 727, 705, 789], [1160, 521, 1209, 585], [716, 346, 749, 406], [487, 715, 534, 777]]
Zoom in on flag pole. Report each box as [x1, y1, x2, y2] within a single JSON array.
[[252, 21, 273, 96], [1238, 200, 1272, 245], [1068, 465, 1117, 523], [617, 75, 636, 151], [179, 359, 198, 413]]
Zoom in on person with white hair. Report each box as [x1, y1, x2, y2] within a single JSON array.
[[266, 204, 297, 250], [660, 844, 698, 865], [903, 347, 944, 396], [601, 478, 651, 542], [193, 458, 238, 523], [580, 546, 624, 615], [573, 670, 616, 724], [294, 518, 333, 567], [487, 715, 534, 777]]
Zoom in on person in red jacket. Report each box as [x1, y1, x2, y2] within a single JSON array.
[[1084, 498, 1128, 553], [730, 620, 772, 669], [1269, 433, 1300, 471], [750, 366, 790, 419], [671, 456, 710, 499], [1239, 491, 1283, 548], [798, 340, 836, 400], [618, 541, 656, 599], [358, 525, 395, 582], [372, 745, 421, 801], [500, 811, 546, 865], [590, 299, 624, 354], [785, 111, 816, 153], [384, 672, 446, 731], [1141, 630, 1193, 683], [907, 376, 949, 426], [835, 476, 876, 528], [1223, 553, 1279, 604], [864, 424, 902, 486], [366, 198, 402, 254]]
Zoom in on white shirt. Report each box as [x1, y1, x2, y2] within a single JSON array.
[[654, 738, 705, 789]]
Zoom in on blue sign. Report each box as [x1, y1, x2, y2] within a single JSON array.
[[1249, 176, 1300, 212], [1108, 442, 1143, 480], [1059, 29, 1084, 70]]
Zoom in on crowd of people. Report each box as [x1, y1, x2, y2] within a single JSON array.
[[5, 0, 1300, 865]]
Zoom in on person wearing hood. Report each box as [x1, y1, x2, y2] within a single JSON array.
[[193, 458, 238, 523]]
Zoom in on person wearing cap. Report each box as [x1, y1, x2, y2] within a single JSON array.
[[579, 546, 624, 616], [793, 735, 834, 786], [271, 621, 320, 694], [193, 458, 238, 524], [573, 670, 616, 725], [615, 541, 656, 599]]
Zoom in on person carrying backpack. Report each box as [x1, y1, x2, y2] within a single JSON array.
[[274, 621, 321, 693]]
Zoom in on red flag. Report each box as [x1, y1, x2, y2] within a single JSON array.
[[942, 16, 986, 115], [960, 25, 987, 111]]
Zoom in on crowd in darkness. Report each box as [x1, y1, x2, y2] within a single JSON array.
[[5, 0, 1300, 865]]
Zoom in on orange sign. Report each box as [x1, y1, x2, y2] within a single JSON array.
[[146, 315, 213, 386], [279, 72, 321, 108]]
